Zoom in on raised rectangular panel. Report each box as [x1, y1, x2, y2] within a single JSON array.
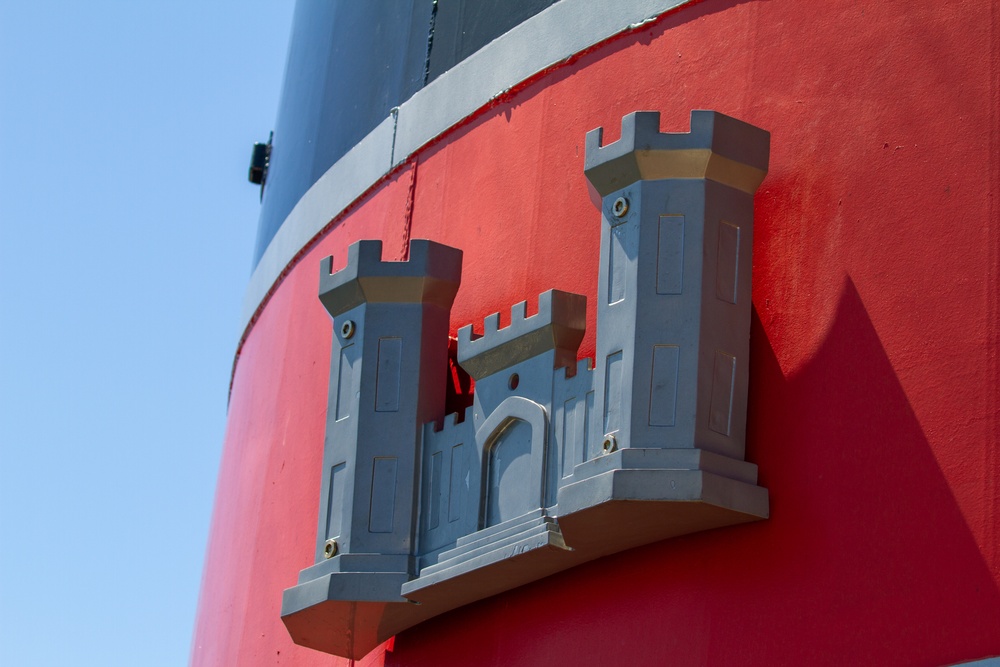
[[335, 346, 354, 420], [326, 462, 346, 540], [428, 451, 442, 530], [585, 390, 595, 459], [608, 227, 627, 304], [368, 457, 398, 533], [375, 337, 402, 412], [561, 398, 587, 478], [716, 221, 740, 304], [603, 351, 624, 434], [656, 215, 684, 295], [559, 398, 572, 479], [649, 345, 680, 426], [448, 443, 466, 523], [709, 351, 737, 435]]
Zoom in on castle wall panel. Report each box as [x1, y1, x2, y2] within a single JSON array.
[[447, 444, 466, 524], [649, 345, 680, 427], [374, 337, 402, 413], [368, 457, 398, 533], [428, 451, 442, 531], [656, 215, 685, 295], [715, 221, 740, 304], [602, 351, 624, 435], [335, 346, 355, 421], [326, 462, 346, 540], [708, 351, 736, 437]]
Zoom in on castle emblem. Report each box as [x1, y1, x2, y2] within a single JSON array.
[[282, 110, 771, 659]]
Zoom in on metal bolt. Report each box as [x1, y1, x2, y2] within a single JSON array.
[[323, 539, 339, 559], [602, 434, 618, 453], [340, 320, 355, 339], [611, 196, 629, 218]]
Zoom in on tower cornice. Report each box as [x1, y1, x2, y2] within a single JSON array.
[[584, 110, 770, 196]]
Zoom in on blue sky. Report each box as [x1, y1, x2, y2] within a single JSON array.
[[0, 3, 294, 664]]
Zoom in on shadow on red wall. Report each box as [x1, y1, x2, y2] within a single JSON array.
[[386, 279, 1000, 667]]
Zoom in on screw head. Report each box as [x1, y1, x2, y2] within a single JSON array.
[[323, 539, 339, 559], [602, 434, 618, 453], [340, 320, 355, 339], [611, 196, 629, 218]]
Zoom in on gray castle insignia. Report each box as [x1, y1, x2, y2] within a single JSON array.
[[282, 110, 771, 659]]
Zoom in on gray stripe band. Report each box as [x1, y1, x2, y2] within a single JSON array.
[[240, 0, 694, 346]]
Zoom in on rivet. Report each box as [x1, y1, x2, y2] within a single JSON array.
[[340, 320, 355, 339], [611, 196, 629, 218], [323, 539, 339, 559]]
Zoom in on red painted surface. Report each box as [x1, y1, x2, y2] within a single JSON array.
[[192, 0, 1000, 664]]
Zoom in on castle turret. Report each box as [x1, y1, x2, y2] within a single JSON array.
[[557, 110, 770, 550], [281, 239, 461, 657], [584, 109, 768, 459]]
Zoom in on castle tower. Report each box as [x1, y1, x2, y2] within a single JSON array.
[[557, 110, 770, 550], [281, 239, 461, 657], [584, 110, 769, 459]]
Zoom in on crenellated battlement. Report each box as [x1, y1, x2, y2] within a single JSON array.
[[456, 289, 586, 380], [422, 406, 475, 441], [319, 239, 463, 317], [584, 110, 770, 196], [555, 357, 594, 383], [547, 359, 595, 420]]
